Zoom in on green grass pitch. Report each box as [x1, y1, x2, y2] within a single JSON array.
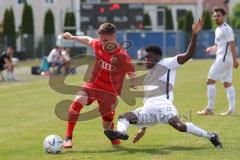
[[0, 59, 240, 160]]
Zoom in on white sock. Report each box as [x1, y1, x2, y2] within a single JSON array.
[[207, 84, 216, 111], [185, 123, 212, 139], [226, 86, 235, 112], [7, 72, 12, 80], [117, 118, 130, 133]]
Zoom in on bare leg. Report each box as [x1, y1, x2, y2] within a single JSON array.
[[168, 116, 222, 148]]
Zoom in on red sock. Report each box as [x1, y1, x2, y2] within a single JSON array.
[[102, 111, 115, 129], [65, 101, 83, 138], [110, 121, 114, 129]]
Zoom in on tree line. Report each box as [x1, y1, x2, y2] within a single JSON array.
[[143, 4, 240, 31], [2, 2, 76, 51], [2, 2, 240, 58]]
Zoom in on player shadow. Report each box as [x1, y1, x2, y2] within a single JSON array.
[[62, 144, 206, 155], [123, 145, 206, 154], [211, 114, 240, 117]]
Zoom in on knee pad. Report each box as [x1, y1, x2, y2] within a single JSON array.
[[118, 112, 138, 124], [74, 91, 88, 105]]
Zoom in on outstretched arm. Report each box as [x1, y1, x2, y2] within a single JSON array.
[[177, 18, 204, 65], [129, 72, 137, 89], [133, 127, 147, 143], [122, 52, 137, 89], [63, 32, 93, 46]]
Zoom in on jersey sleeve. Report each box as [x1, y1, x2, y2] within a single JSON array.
[[164, 56, 181, 70], [120, 50, 135, 74], [89, 38, 97, 48], [224, 27, 234, 42]]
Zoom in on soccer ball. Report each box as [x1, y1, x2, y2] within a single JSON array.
[[43, 135, 63, 154]]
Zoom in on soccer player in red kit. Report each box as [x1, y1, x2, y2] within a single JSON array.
[[62, 23, 137, 148]]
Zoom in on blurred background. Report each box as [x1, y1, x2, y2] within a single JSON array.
[[0, 0, 239, 60]]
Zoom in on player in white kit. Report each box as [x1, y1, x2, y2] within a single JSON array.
[[197, 7, 239, 116], [104, 19, 222, 148]]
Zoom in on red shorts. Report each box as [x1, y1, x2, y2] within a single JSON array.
[[80, 83, 118, 121]]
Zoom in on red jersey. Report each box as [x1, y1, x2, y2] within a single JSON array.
[[84, 39, 135, 96]]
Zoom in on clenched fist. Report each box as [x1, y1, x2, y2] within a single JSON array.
[[63, 32, 73, 40]]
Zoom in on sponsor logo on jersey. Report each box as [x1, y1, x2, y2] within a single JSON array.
[[98, 59, 117, 71]]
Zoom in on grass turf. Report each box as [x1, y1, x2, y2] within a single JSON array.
[[0, 59, 240, 160]]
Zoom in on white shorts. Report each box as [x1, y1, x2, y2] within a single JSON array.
[[132, 100, 178, 128], [208, 60, 232, 83]]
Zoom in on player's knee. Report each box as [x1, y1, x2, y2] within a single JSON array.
[[9, 65, 13, 71], [206, 79, 215, 85], [74, 96, 86, 105], [118, 112, 138, 124], [223, 82, 232, 88], [176, 123, 187, 132], [74, 92, 88, 105]]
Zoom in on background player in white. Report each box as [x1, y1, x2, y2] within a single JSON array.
[[197, 7, 239, 116], [104, 19, 222, 148]]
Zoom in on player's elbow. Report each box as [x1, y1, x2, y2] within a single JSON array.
[[177, 54, 191, 65]]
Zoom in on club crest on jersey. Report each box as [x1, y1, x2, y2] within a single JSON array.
[[98, 59, 117, 71]]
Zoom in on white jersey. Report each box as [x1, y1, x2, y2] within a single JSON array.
[[143, 56, 181, 106], [215, 23, 234, 63], [47, 49, 61, 63]]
